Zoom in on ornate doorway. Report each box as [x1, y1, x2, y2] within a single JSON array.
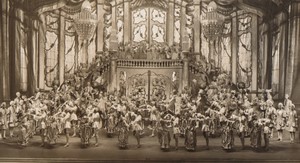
[[127, 70, 172, 101]]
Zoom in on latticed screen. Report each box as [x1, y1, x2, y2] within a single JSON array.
[[132, 8, 166, 44], [237, 11, 252, 88], [45, 13, 59, 87]]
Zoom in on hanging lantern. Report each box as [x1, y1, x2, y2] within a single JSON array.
[[73, 0, 98, 41], [201, 1, 225, 40], [73, 0, 98, 66]]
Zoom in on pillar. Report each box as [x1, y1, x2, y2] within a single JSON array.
[[96, 0, 105, 53], [167, 0, 174, 46], [180, 1, 187, 49], [20, 9, 27, 93], [0, 1, 3, 100], [75, 34, 79, 71], [278, 13, 288, 99], [27, 18, 38, 95], [194, 0, 201, 61], [38, 14, 46, 90], [110, 0, 118, 51], [261, 22, 269, 89], [231, 12, 238, 84], [58, 11, 65, 84], [1, 0, 10, 101], [251, 14, 259, 97], [123, 0, 131, 43], [110, 58, 117, 91], [182, 59, 189, 89], [33, 20, 39, 92], [11, 8, 21, 94]]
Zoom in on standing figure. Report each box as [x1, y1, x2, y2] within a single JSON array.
[[265, 100, 276, 138], [0, 103, 8, 139], [221, 117, 235, 151], [287, 104, 298, 143], [45, 114, 59, 145], [130, 111, 143, 148], [92, 109, 101, 146], [284, 94, 293, 113], [171, 72, 179, 94], [149, 102, 158, 137], [201, 115, 210, 150], [7, 101, 16, 138], [63, 109, 71, 147], [237, 111, 247, 150], [172, 115, 180, 150], [119, 71, 127, 97], [36, 109, 47, 147], [79, 115, 92, 148], [106, 111, 116, 137], [185, 114, 199, 151], [276, 103, 285, 141], [68, 102, 78, 137], [261, 118, 272, 151], [157, 112, 172, 150], [115, 114, 130, 149]]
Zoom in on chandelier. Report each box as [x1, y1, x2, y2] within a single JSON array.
[[73, 0, 98, 41], [201, 1, 225, 40]]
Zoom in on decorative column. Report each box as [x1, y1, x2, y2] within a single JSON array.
[[108, 1, 118, 92], [251, 14, 259, 97], [123, 0, 131, 43], [96, 0, 105, 53], [167, 0, 174, 46], [110, 0, 118, 51], [278, 13, 288, 99], [13, 8, 22, 94], [38, 13, 46, 90], [194, 0, 201, 61], [75, 34, 79, 71], [0, 1, 3, 100], [58, 11, 65, 84], [182, 59, 189, 90], [33, 20, 39, 91], [231, 12, 238, 84], [110, 58, 117, 91], [27, 18, 38, 95], [261, 22, 269, 89], [1, 0, 10, 100], [180, 1, 187, 49]]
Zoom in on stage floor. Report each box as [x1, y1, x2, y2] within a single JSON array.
[[0, 129, 299, 162]]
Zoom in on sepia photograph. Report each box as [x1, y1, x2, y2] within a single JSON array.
[[0, 0, 300, 162]]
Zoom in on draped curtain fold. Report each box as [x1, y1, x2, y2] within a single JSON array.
[[276, 12, 288, 99], [287, 2, 300, 103]]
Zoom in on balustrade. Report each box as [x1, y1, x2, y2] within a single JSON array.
[[116, 59, 183, 68]]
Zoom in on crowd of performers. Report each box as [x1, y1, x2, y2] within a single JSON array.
[[0, 75, 298, 152]]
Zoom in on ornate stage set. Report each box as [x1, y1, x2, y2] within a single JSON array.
[[1, 0, 300, 104]]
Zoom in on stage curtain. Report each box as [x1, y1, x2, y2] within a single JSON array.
[[286, 2, 300, 102]]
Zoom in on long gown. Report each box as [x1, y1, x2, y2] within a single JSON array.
[[185, 118, 197, 151], [116, 119, 129, 149]]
